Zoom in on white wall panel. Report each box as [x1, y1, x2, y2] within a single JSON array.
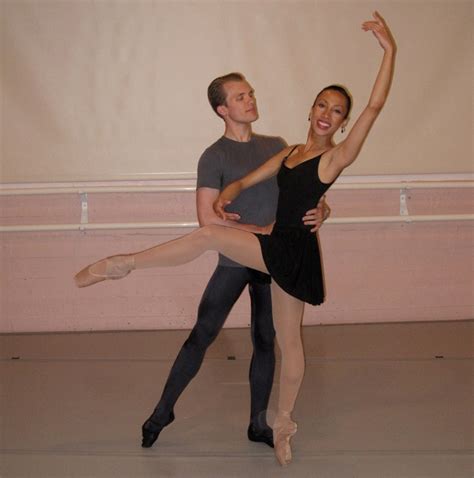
[[2, 1, 472, 182]]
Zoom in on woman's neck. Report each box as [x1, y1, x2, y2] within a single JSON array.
[[303, 132, 334, 154]]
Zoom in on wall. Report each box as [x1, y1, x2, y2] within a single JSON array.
[[2, 2, 472, 333], [2, 1, 473, 181], [1, 176, 472, 333]]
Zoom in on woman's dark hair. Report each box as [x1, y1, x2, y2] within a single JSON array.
[[313, 84, 353, 119], [207, 72, 246, 117]]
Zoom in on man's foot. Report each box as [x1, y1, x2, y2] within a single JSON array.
[[247, 423, 274, 448], [141, 412, 175, 448]]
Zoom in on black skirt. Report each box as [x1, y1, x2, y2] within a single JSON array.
[[255, 225, 325, 306]]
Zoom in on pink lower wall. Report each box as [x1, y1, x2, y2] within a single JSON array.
[[1, 186, 472, 333]]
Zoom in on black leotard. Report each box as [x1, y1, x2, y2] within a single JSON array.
[[256, 150, 335, 305]]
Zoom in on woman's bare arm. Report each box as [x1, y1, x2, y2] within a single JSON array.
[[323, 11, 396, 181]]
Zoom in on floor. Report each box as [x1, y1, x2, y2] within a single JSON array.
[[1, 322, 473, 478]]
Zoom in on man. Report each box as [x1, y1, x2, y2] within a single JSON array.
[[141, 72, 328, 449]]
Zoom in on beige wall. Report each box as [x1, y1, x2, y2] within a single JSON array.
[[2, 1, 473, 182], [1, 1, 472, 333], [1, 183, 472, 333]]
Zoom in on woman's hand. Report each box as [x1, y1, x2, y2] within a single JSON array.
[[213, 182, 242, 220], [362, 11, 396, 54], [213, 196, 232, 220]]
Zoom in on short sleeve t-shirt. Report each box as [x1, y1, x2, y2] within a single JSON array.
[[197, 134, 287, 267]]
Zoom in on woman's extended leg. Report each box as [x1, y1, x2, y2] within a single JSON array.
[[270, 281, 305, 466], [75, 225, 267, 287]]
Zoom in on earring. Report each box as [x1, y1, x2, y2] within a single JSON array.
[[341, 126, 346, 133], [308, 116, 311, 121]]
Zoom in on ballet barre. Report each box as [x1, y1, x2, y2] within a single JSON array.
[[1, 214, 473, 233], [1, 177, 472, 232], [0, 180, 472, 195]]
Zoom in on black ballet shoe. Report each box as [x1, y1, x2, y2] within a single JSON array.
[[141, 411, 175, 448], [247, 423, 274, 448]]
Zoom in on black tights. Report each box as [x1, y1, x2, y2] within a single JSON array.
[[149, 265, 275, 429]]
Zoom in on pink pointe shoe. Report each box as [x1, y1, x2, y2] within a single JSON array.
[[74, 255, 135, 288], [273, 413, 297, 466]]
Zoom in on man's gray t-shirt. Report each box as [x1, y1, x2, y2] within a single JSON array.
[[197, 134, 287, 267]]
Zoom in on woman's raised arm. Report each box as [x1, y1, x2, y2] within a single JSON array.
[[327, 11, 396, 177]]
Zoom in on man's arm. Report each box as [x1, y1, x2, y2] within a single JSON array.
[[197, 187, 269, 234]]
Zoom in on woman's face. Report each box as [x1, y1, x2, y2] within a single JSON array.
[[309, 90, 349, 136]]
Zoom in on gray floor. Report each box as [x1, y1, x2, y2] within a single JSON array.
[[1, 322, 473, 478]]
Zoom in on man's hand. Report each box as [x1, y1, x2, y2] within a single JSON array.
[[302, 196, 331, 232]]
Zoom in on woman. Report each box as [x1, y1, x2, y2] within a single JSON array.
[[75, 12, 396, 466]]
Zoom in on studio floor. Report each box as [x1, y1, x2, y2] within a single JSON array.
[[1, 321, 473, 478]]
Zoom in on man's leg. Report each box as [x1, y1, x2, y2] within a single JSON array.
[[141, 265, 249, 447], [247, 269, 276, 447]]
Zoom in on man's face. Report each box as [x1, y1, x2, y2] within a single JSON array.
[[218, 80, 259, 124]]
